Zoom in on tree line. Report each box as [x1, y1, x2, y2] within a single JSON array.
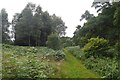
[[0, 3, 67, 46], [73, 2, 120, 47], [1, 1, 120, 49]]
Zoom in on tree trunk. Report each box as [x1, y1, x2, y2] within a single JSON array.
[[29, 35, 30, 46]]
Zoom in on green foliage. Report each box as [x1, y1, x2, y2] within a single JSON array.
[[92, 2, 111, 13], [82, 37, 109, 57], [47, 33, 61, 50], [83, 57, 119, 79], [51, 14, 67, 36], [113, 2, 120, 28], [66, 46, 119, 79], [2, 44, 56, 79], [2, 53, 55, 79], [66, 46, 84, 59], [80, 10, 94, 21], [12, 3, 67, 46], [73, 3, 118, 45], [0, 8, 10, 43], [79, 37, 88, 48], [54, 50, 65, 61], [106, 47, 118, 58], [60, 37, 74, 48]]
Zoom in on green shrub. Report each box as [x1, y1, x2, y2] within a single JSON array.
[[2, 45, 56, 79], [2, 53, 55, 79], [60, 37, 75, 48], [54, 50, 65, 61], [2, 53, 18, 79], [115, 42, 120, 58], [62, 39, 74, 48], [83, 57, 119, 79], [2, 44, 12, 48], [79, 37, 88, 48], [82, 37, 109, 57], [47, 33, 61, 50], [66, 46, 85, 59], [106, 47, 118, 58]]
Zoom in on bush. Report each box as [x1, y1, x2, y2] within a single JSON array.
[[82, 37, 109, 57], [54, 50, 65, 61], [83, 57, 119, 79], [2, 53, 55, 79], [115, 42, 120, 57], [2, 45, 56, 79], [47, 34, 61, 50], [66, 46, 85, 59], [106, 47, 118, 58], [79, 37, 88, 48], [60, 37, 75, 48]]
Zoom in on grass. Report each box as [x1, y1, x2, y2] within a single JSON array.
[[55, 48, 100, 78]]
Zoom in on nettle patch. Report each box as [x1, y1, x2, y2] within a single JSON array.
[[2, 44, 61, 79], [2, 52, 55, 79]]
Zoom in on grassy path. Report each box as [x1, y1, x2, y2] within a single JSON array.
[[56, 48, 100, 78]]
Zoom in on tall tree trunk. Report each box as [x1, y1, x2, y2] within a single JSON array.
[[36, 37, 37, 46]]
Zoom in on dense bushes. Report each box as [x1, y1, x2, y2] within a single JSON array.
[[66, 45, 119, 79], [2, 44, 59, 79], [47, 34, 61, 50], [79, 37, 88, 48], [2, 44, 67, 79], [83, 57, 119, 79], [81, 38, 119, 78], [106, 47, 118, 58], [2, 51, 55, 79], [82, 37, 109, 57], [114, 42, 120, 58]]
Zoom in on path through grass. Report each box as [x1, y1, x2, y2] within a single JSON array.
[[56, 48, 100, 78]]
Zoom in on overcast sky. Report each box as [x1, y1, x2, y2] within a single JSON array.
[[0, 0, 97, 37]]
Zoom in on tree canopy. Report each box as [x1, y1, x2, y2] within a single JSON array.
[[73, 1, 119, 46], [0, 8, 10, 43], [11, 3, 67, 46]]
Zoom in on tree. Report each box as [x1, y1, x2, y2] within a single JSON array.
[[0, 13, 2, 43], [60, 37, 74, 47], [12, 3, 67, 46], [73, 11, 94, 46], [11, 13, 21, 41], [32, 5, 43, 46], [92, 2, 112, 12], [112, 2, 120, 58], [80, 10, 94, 21], [113, 2, 120, 41], [39, 11, 52, 46], [51, 14, 67, 36], [13, 3, 34, 46], [1, 8, 10, 43], [73, 2, 118, 46], [47, 33, 61, 50]]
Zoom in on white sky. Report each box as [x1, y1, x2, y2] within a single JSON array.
[[0, 0, 97, 37]]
